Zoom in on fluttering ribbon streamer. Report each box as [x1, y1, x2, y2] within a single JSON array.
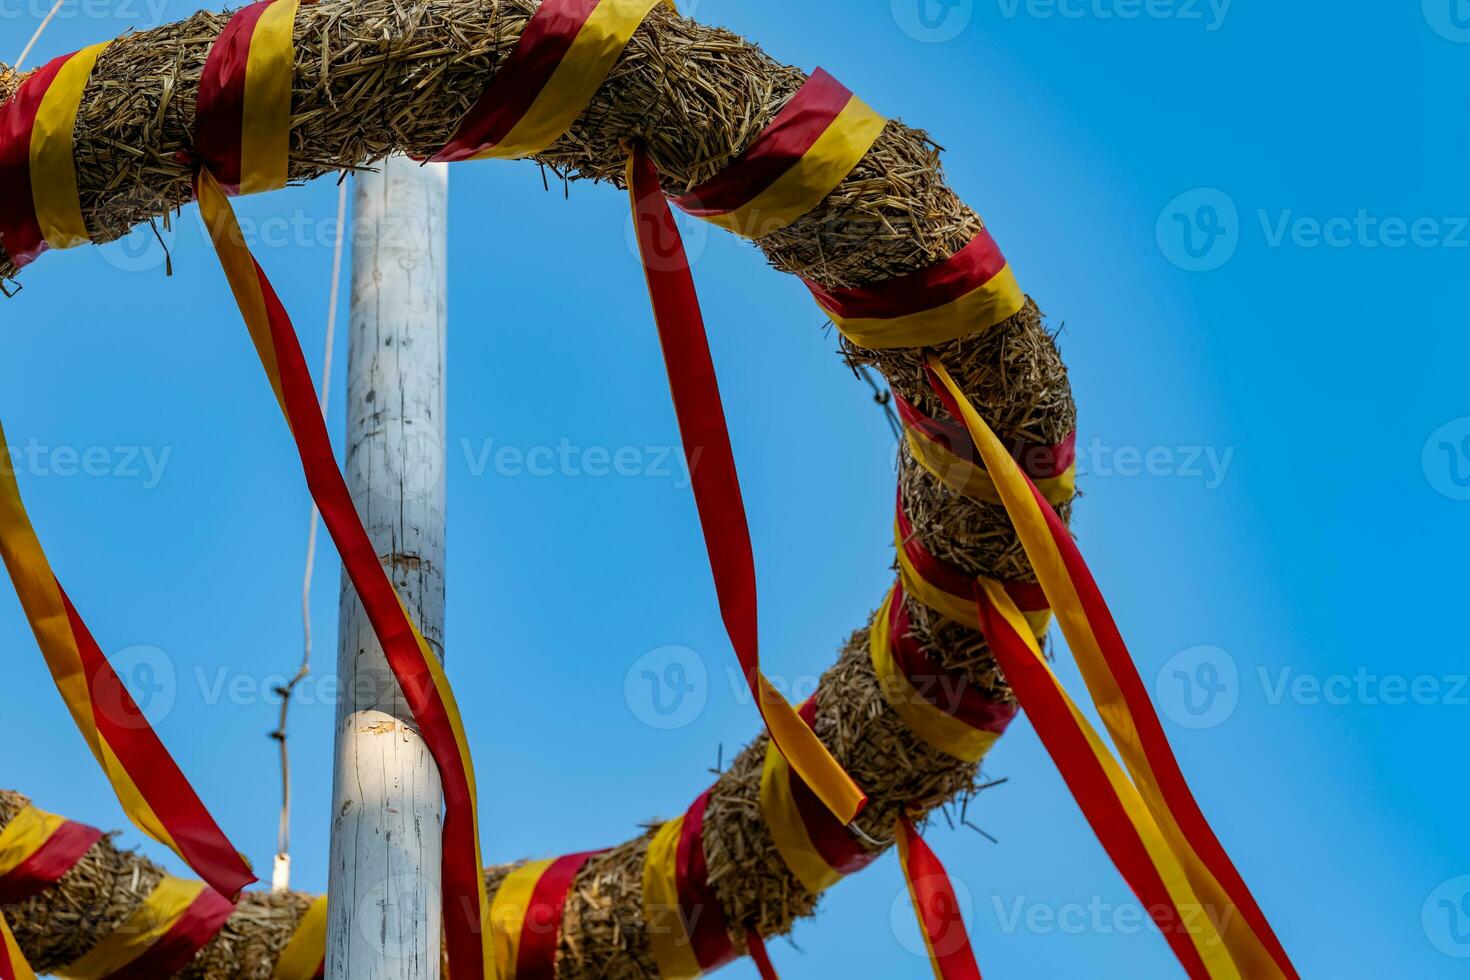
[[0, 913, 35, 980], [489, 850, 602, 980], [894, 389, 1075, 507], [0, 42, 108, 268], [896, 815, 982, 980], [0, 423, 255, 900], [744, 931, 779, 980], [671, 68, 886, 238], [190, 11, 491, 970], [0, 804, 103, 904], [432, 0, 669, 163], [626, 142, 867, 825], [759, 698, 878, 896], [925, 356, 1295, 979], [643, 789, 753, 980], [271, 896, 328, 980], [193, 166, 493, 980], [870, 584, 1017, 764], [805, 230, 1025, 350], [971, 578, 1235, 978], [55, 875, 234, 980]]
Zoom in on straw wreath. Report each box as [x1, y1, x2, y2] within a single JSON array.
[[0, 0, 1076, 975]]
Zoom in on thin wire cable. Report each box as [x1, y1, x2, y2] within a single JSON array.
[[858, 364, 902, 440], [270, 177, 349, 891], [14, 0, 66, 69]]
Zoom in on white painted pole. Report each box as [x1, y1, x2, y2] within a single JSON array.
[[326, 157, 450, 980]]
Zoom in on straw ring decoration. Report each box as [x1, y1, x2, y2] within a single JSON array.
[[0, 0, 1145, 976]]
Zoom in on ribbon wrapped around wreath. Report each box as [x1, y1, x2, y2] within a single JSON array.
[[188, 1, 494, 975], [0, 803, 247, 980], [0, 48, 256, 913]]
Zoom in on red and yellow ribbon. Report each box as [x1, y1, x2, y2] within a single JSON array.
[[759, 698, 878, 896], [271, 896, 327, 980], [870, 585, 1017, 763], [627, 142, 867, 825], [973, 578, 1238, 978], [671, 68, 886, 238], [896, 815, 982, 980], [927, 356, 1295, 979], [55, 875, 234, 980], [194, 167, 492, 980], [194, 0, 300, 196], [0, 42, 109, 267], [488, 851, 601, 980], [0, 912, 35, 980], [0, 804, 103, 905], [191, 7, 493, 972], [0, 422, 255, 899], [895, 389, 1075, 507], [805, 230, 1025, 350], [642, 790, 742, 980], [895, 497, 1051, 638], [432, 0, 668, 163]]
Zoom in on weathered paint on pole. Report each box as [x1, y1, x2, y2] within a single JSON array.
[[327, 157, 450, 980]]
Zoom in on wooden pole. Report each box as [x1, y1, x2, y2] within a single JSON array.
[[326, 157, 450, 980]]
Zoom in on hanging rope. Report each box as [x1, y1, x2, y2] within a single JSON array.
[[268, 175, 348, 892], [13, 0, 66, 70]]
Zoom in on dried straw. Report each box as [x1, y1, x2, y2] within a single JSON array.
[[0, 0, 1078, 976]]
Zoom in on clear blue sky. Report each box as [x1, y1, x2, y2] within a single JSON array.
[[3, 1, 1465, 976]]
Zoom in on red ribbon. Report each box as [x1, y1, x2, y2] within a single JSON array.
[[432, 0, 600, 162], [192, 0, 274, 190], [672, 68, 855, 217], [893, 389, 1076, 480], [927, 365, 1295, 978], [102, 887, 235, 980], [804, 230, 1010, 321], [0, 53, 69, 267], [516, 851, 602, 980], [0, 818, 103, 905], [887, 582, 1019, 734], [626, 142, 865, 823], [897, 816, 982, 980]]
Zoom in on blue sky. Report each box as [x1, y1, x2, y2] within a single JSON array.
[[3, 1, 1466, 976]]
